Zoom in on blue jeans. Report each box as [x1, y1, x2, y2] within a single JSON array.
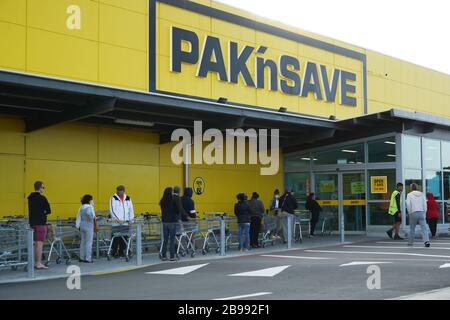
[[238, 223, 250, 250], [162, 223, 177, 259]]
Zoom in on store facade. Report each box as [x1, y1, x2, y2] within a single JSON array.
[[0, 0, 449, 235]]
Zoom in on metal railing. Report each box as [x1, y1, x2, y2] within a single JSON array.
[[0, 211, 313, 278]]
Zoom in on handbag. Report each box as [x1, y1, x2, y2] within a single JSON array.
[[93, 216, 99, 233]]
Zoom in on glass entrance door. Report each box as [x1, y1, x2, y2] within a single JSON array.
[[315, 173, 339, 232], [342, 172, 366, 232]]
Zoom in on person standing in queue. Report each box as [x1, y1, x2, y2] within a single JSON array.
[[269, 189, 282, 239], [248, 192, 265, 248], [181, 187, 197, 221], [76, 195, 96, 263], [386, 183, 404, 240], [280, 188, 298, 244], [305, 193, 322, 237], [234, 193, 251, 252], [426, 192, 439, 238], [109, 185, 134, 258], [160, 187, 179, 261], [28, 181, 51, 270]]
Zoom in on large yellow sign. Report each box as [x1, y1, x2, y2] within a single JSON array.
[[153, 1, 366, 119]]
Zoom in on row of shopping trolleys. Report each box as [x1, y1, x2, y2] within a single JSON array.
[[0, 213, 283, 270]]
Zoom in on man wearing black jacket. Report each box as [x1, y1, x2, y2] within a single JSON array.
[[28, 181, 51, 269], [280, 189, 298, 243]]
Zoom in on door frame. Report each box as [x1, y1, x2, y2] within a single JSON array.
[[314, 170, 367, 242]]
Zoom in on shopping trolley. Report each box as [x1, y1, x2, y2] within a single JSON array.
[[0, 219, 28, 271], [294, 210, 311, 243], [199, 213, 225, 255], [44, 220, 78, 266], [260, 214, 278, 248], [106, 221, 136, 262]]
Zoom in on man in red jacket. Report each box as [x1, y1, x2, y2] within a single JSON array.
[[426, 192, 439, 238]]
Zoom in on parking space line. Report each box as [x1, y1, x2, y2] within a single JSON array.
[[344, 245, 450, 250], [261, 255, 335, 260], [377, 242, 450, 245], [213, 292, 273, 300], [228, 265, 291, 277], [306, 249, 450, 258], [340, 261, 392, 267], [146, 263, 209, 275]]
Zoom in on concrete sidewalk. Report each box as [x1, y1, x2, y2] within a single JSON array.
[[0, 235, 379, 284]]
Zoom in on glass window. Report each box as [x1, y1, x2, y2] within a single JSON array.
[[423, 139, 441, 169], [284, 172, 310, 203], [403, 135, 421, 169], [368, 169, 396, 201], [368, 203, 392, 226], [443, 141, 450, 170], [285, 154, 311, 169], [313, 143, 364, 165], [405, 169, 422, 191], [445, 202, 450, 224], [444, 172, 450, 201], [368, 138, 396, 163], [425, 171, 442, 200]]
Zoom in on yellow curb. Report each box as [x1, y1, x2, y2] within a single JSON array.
[[91, 264, 152, 276]]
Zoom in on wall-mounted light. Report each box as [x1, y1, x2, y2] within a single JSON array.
[[329, 115, 336, 120], [114, 119, 155, 127], [218, 97, 228, 104], [278, 107, 288, 113], [384, 141, 396, 145], [342, 149, 357, 153]]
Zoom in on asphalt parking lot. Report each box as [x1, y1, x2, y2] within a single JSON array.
[[1, 238, 450, 300]]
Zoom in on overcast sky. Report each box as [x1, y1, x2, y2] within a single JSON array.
[[218, 0, 450, 75]]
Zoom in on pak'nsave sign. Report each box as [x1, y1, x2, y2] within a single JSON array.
[[169, 26, 358, 107]]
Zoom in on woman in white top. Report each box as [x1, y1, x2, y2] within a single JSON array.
[[76, 194, 96, 263]]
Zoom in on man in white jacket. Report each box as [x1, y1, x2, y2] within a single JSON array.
[[405, 183, 430, 248], [109, 185, 134, 257]]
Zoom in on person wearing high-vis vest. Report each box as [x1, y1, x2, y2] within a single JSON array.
[[109, 185, 134, 257], [386, 183, 404, 240]]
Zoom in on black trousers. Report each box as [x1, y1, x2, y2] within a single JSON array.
[[310, 212, 320, 235], [427, 218, 438, 237], [250, 216, 262, 246], [111, 226, 128, 256]]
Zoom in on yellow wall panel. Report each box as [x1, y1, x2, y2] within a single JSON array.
[[27, 28, 98, 82], [0, 155, 24, 215], [26, 124, 98, 162], [159, 166, 183, 195], [98, 163, 159, 205], [28, 0, 99, 41], [0, 0, 26, 25], [0, 118, 25, 155], [44, 203, 81, 219], [367, 74, 385, 102], [99, 43, 147, 90], [99, 127, 159, 166], [99, 3, 147, 51], [0, 22, 26, 71], [25, 159, 98, 205], [159, 3, 211, 32], [211, 18, 255, 43], [367, 50, 385, 76], [99, 0, 148, 14], [384, 56, 402, 82]]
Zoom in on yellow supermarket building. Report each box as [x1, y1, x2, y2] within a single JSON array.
[[0, 0, 449, 235]]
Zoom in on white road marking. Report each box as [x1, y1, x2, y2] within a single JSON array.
[[377, 242, 450, 245], [345, 245, 450, 250], [214, 292, 273, 300], [340, 261, 392, 267], [306, 249, 450, 259], [261, 255, 335, 260], [228, 265, 291, 277], [439, 263, 450, 269], [390, 287, 450, 300], [146, 263, 209, 275]]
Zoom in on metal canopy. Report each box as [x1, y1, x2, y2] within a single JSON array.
[[0, 70, 448, 152]]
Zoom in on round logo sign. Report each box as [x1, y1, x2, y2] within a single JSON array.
[[193, 177, 205, 195]]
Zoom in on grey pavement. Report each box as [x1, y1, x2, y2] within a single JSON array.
[[1, 236, 450, 300]]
